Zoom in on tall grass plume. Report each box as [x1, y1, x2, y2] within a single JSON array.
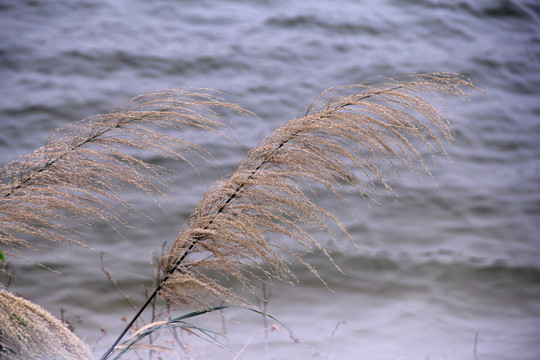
[[0, 73, 478, 359], [0, 290, 94, 360], [0, 89, 249, 258], [158, 73, 477, 308]]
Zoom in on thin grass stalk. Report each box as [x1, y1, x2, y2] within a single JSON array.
[[102, 123, 302, 359], [101, 73, 478, 359], [111, 306, 230, 359], [0, 89, 250, 359], [160, 73, 478, 305], [100, 97, 312, 359]]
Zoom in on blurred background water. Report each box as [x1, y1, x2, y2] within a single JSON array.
[[1, 0, 539, 359]]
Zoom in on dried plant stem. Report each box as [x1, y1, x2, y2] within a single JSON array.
[[101, 252, 138, 313], [0, 89, 251, 359], [160, 73, 477, 307], [101, 73, 478, 359], [101, 86, 331, 359], [101, 124, 298, 359]]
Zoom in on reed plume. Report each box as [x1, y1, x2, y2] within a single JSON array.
[[158, 73, 477, 307], [0, 72, 477, 359], [0, 89, 248, 257], [0, 290, 94, 360]]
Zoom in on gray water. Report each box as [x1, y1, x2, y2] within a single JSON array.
[[1, 0, 540, 359]]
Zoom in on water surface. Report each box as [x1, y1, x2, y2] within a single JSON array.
[[1, 1, 539, 359]]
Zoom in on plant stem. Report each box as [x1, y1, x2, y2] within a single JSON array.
[[99, 128, 291, 359], [100, 87, 393, 359], [99, 241, 196, 360]]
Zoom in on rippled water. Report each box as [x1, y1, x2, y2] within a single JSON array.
[[1, 0, 540, 359]]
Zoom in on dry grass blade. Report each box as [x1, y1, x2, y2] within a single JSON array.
[[160, 73, 478, 307], [0, 89, 250, 257], [0, 290, 94, 360], [112, 306, 231, 359]]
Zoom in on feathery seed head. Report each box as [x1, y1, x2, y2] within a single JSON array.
[[160, 73, 479, 307], [0, 89, 250, 259], [0, 290, 93, 360]]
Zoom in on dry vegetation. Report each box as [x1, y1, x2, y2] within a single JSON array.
[[159, 73, 475, 308], [0, 290, 93, 359], [0, 89, 249, 258], [0, 73, 477, 359]]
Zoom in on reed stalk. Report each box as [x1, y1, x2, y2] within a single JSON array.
[[0, 73, 478, 359], [101, 73, 477, 358], [0, 89, 248, 358]]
